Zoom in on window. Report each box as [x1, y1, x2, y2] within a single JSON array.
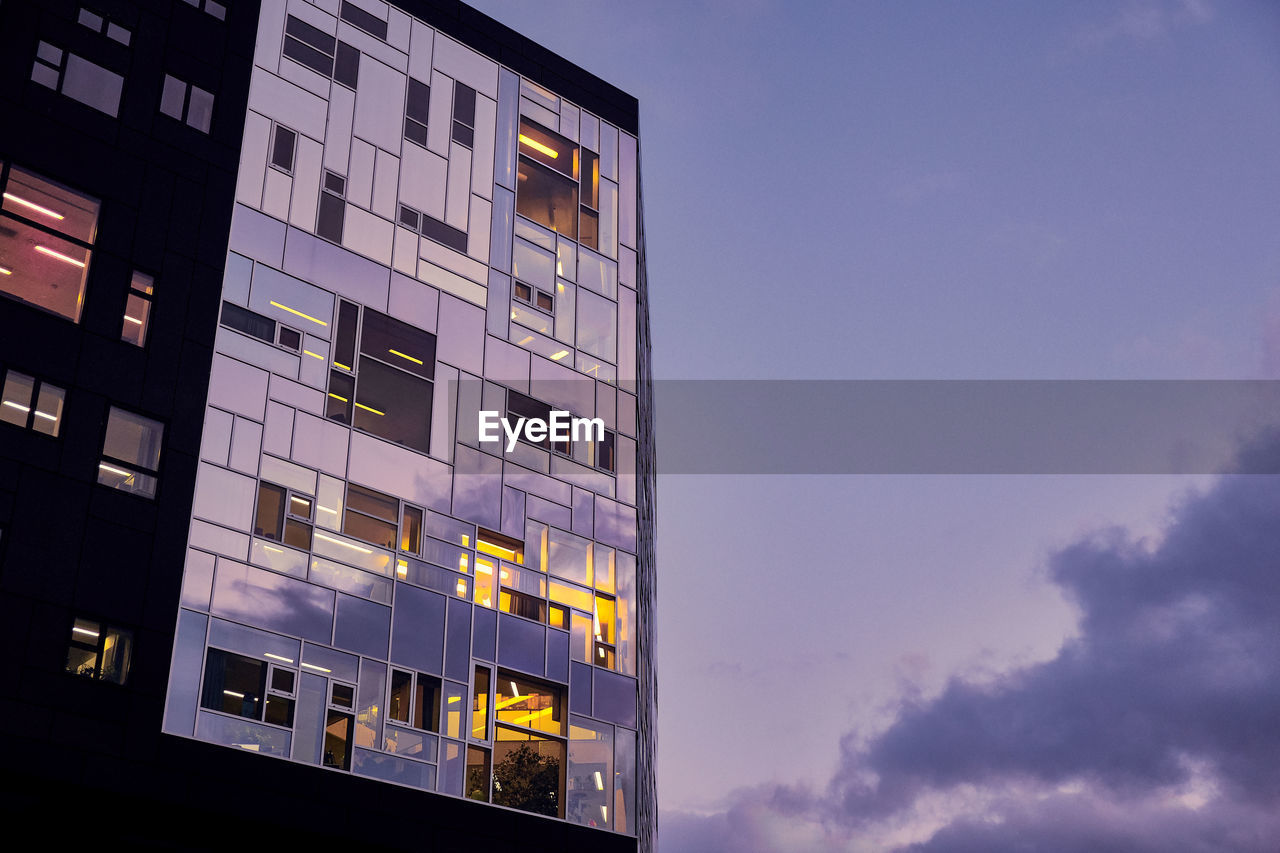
[[255, 481, 314, 549], [270, 124, 297, 173], [1, 370, 65, 436], [404, 78, 429, 146], [388, 669, 442, 732], [339, 1, 388, 39], [317, 171, 346, 242], [77, 8, 131, 45], [0, 164, 99, 321], [342, 483, 398, 549], [517, 119, 579, 239], [31, 42, 124, 117], [474, 673, 565, 818], [398, 203, 467, 253], [283, 15, 359, 88], [325, 682, 355, 770], [97, 406, 163, 498], [325, 302, 435, 454], [200, 648, 296, 726], [65, 618, 132, 684], [452, 81, 476, 147], [220, 300, 303, 352], [122, 271, 153, 346], [160, 74, 214, 133], [181, 0, 227, 20]]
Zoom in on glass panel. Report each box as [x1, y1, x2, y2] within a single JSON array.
[[547, 527, 591, 586], [0, 372, 35, 428], [569, 611, 591, 663], [415, 674, 442, 732], [492, 728, 564, 817], [360, 309, 436, 380], [309, 555, 393, 604], [200, 648, 267, 720], [495, 675, 563, 736], [3, 166, 99, 242], [222, 301, 275, 342], [443, 681, 465, 738], [615, 727, 637, 835], [518, 118, 576, 178], [187, 86, 214, 133], [516, 158, 578, 239], [102, 407, 163, 470], [353, 359, 432, 453], [294, 672, 327, 764], [401, 505, 423, 553], [474, 556, 496, 608], [333, 300, 359, 371], [567, 717, 613, 829], [593, 544, 615, 593], [512, 239, 555, 290], [196, 710, 290, 757], [0, 220, 91, 321], [356, 659, 386, 750], [471, 665, 490, 741], [255, 482, 286, 540], [576, 289, 617, 363], [441, 739, 465, 795], [466, 745, 490, 801], [122, 291, 151, 346], [594, 595, 615, 647], [159, 74, 186, 119], [424, 510, 473, 548], [389, 669, 413, 723], [324, 710, 353, 769], [616, 551, 637, 676]]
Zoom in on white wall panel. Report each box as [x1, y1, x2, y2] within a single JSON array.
[[432, 32, 498, 99], [353, 58, 406, 154]]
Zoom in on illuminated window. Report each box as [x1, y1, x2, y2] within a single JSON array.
[[255, 481, 314, 549], [517, 119, 579, 239], [491, 673, 566, 818], [0, 370, 65, 436], [389, 669, 442, 732], [200, 648, 296, 726], [65, 618, 132, 684], [121, 271, 153, 346], [0, 164, 99, 322], [97, 406, 163, 498]]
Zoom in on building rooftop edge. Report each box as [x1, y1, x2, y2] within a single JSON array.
[[395, 0, 640, 135]]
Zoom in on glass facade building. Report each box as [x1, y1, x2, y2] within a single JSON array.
[[0, 1, 653, 849]]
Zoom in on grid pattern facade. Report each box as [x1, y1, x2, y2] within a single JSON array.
[[158, 0, 652, 842]]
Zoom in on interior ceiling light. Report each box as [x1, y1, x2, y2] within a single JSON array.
[[35, 245, 85, 267], [518, 134, 558, 159], [3, 192, 64, 220]]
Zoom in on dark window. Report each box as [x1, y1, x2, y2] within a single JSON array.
[[420, 214, 467, 253], [317, 171, 346, 242], [159, 74, 213, 133], [389, 669, 442, 732], [283, 15, 335, 76], [220, 301, 275, 342], [271, 125, 297, 172], [340, 0, 388, 39], [334, 41, 360, 88], [360, 309, 436, 380], [255, 481, 314, 549], [452, 81, 476, 147], [405, 78, 429, 146], [201, 648, 266, 719], [65, 618, 132, 684], [398, 205, 421, 230], [277, 326, 302, 352], [31, 41, 124, 117], [344, 483, 398, 549], [506, 391, 552, 450]]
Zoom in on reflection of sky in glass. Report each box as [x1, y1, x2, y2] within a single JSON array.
[[210, 561, 334, 643]]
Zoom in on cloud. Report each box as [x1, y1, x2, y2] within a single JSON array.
[[1075, 0, 1214, 50], [661, 437, 1280, 852]]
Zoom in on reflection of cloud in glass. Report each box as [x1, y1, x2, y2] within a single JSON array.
[[211, 561, 334, 643], [452, 445, 502, 530]]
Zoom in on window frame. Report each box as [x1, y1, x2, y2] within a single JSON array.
[[97, 405, 164, 499], [65, 616, 132, 685]]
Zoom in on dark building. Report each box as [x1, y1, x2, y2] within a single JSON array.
[[0, 1, 655, 849]]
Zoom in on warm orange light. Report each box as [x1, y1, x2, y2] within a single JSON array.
[[35, 245, 85, 267]]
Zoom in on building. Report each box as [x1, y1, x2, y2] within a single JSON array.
[[0, 1, 655, 849]]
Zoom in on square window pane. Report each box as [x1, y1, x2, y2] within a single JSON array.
[[0, 371, 34, 428], [103, 406, 163, 470]]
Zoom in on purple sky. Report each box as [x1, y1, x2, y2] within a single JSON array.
[[471, 2, 1280, 849]]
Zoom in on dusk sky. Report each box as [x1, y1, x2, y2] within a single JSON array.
[[472, 2, 1280, 850]]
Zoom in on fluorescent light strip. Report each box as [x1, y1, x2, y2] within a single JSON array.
[[98, 462, 133, 478], [300, 662, 332, 673], [3, 192, 64, 220], [327, 392, 349, 403], [124, 315, 143, 325], [388, 348, 423, 365], [34, 411, 57, 421], [594, 771, 604, 791], [518, 134, 559, 159], [72, 626, 100, 639], [354, 402, 385, 416], [0, 266, 11, 276], [550, 350, 569, 361], [269, 300, 328, 326], [263, 653, 294, 663], [333, 361, 351, 371], [314, 531, 373, 554], [35, 245, 86, 267], [517, 336, 534, 346], [223, 690, 245, 699], [2, 401, 30, 413], [302, 350, 325, 360]]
